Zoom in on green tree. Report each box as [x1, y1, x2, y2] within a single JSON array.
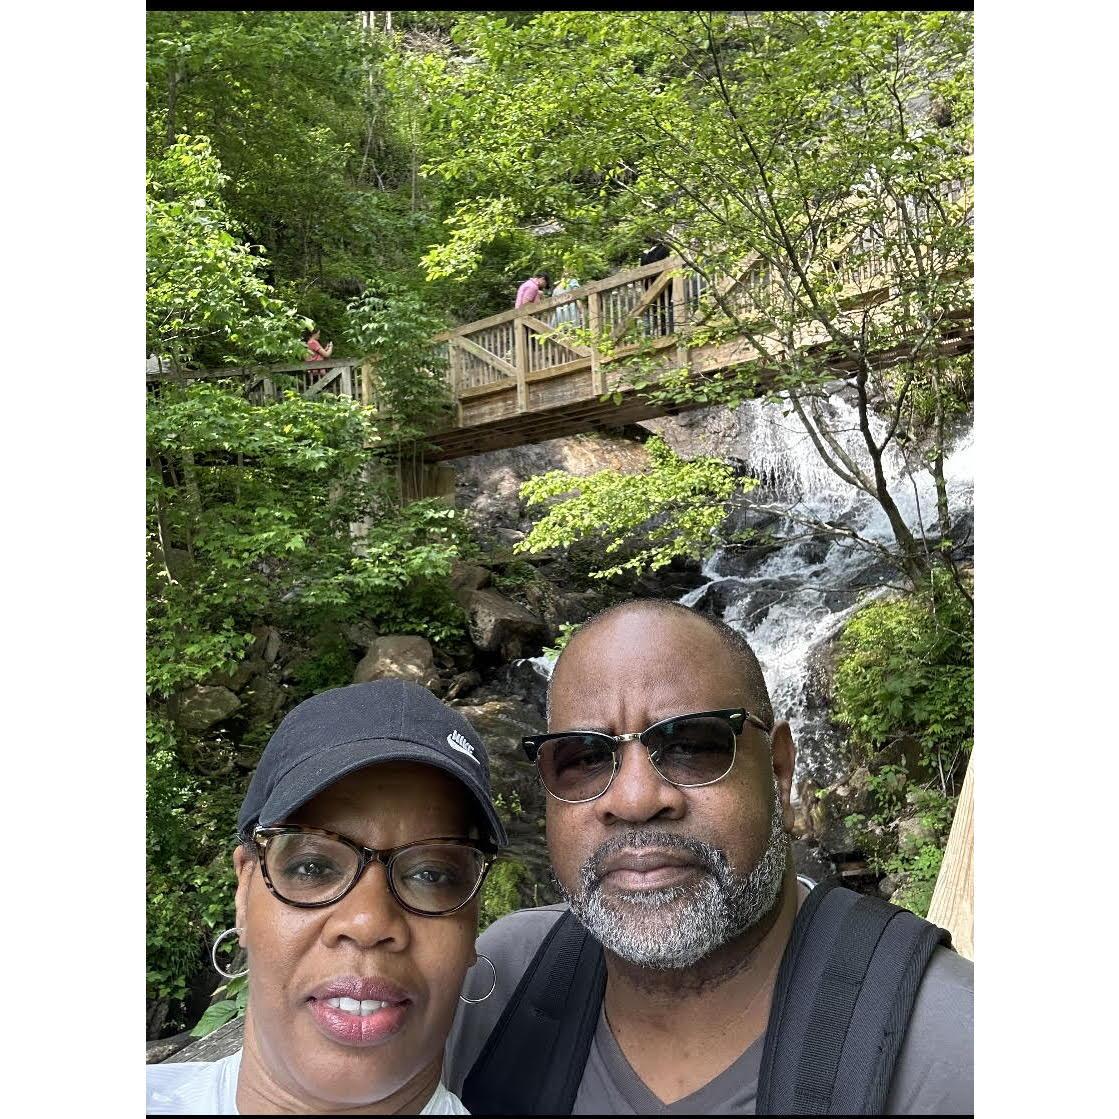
[[515, 437, 750, 578], [147, 10, 439, 340], [416, 11, 973, 589], [146, 135, 305, 370]]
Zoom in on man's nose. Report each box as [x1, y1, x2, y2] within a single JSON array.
[[593, 739, 687, 825]]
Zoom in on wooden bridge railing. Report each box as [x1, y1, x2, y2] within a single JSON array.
[[432, 179, 971, 435], [146, 357, 370, 406], [147, 181, 971, 459]]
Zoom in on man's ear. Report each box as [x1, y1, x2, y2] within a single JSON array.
[[232, 846, 255, 942], [770, 721, 797, 832]]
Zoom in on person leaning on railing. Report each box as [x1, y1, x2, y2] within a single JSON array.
[[147, 680, 509, 1115], [514, 272, 551, 309], [550, 276, 583, 330], [303, 325, 333, 369]]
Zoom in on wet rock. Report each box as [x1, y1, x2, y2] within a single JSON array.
[[455, 697, 557, 904], [449, 562, 492, 604], [251, 625, 282, 664], [494, 658, 552, 717], [207, 658, 266, 693], [878, 874, 899, 900], [243, 674, 286, 721], [341, 620, 379, 649], [444, 670, 482, 703], [353, 635, 442, 692], [466, 589, 548, 660], [709, 540, 781, 578], [172, 686, 241, 733], [454, 433, 651, 538], [687, 577, 750, 617]]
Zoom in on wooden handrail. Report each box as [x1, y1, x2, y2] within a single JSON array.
[[431, 257, 685, 342], [145, 356, 362, 384]]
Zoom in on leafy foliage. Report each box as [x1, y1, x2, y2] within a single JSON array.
[[515, 437, 752, 578], [833, 569, 973, 786], [479, 859, 530, 931], [831, 570, 972, 916], [542, 622, 581, 663], [146, 136, 305, 369], [190, 974, 248, 1038], [344, 282, 452, 441], [415, 11, 974, 586]]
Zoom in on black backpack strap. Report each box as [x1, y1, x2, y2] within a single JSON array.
[[462, 909, 606, 1115], [757, 879, 951, 1114]]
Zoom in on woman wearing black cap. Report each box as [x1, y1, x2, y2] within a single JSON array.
[[147, 680, 509, 1114]]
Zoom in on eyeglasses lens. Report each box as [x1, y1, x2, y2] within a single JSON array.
[[264, 834, 487, 914], [643, 715, 737, 786], [390, 844, 487, 914], [265, 832, 360, 905]]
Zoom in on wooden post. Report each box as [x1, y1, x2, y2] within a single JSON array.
[[361, 362, 375, 408], [261, 376, 274, 403], [339, 364, 353, 399], [927, 754, 974, 960], [588, 290, 605, 396], [672, 268, 688, 373], [514, 320, 528, 412], [448, 342, 465, 427]]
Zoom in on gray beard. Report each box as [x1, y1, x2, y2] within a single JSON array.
[[559, 783, 790, 969]]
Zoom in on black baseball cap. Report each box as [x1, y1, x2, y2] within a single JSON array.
[[237, 680, 508, 849]]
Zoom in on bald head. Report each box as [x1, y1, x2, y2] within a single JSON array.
[[547, 599, 774, 730]]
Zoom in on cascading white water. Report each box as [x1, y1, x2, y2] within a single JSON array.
[[517, 389, 973, 793], [680, 391, 974, 791]]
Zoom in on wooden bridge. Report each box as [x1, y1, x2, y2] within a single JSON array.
[[148, 187, 972, 463]]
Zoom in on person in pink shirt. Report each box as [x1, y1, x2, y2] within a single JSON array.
[[514, 272, 551, 309], [303, 326, 333, 364]]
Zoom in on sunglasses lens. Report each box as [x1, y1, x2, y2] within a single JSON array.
[[643, 715, 737, 786], [538, 734, 616, 801]]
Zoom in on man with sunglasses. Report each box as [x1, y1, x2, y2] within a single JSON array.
[[445, 599, 973, 1114]]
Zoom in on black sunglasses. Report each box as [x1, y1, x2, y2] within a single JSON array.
[[252, 826, 496, 917], [522, 708, 770, 804]]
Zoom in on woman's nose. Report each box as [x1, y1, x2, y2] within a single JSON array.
[[320, 863, 412, 951]]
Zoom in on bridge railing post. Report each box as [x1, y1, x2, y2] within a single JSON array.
[[588, 290, 604, 396], [671, 268, 688, 371], [361, 361, 375, 408], [448, 342, 465, 426], [514, 320, 528, 412]]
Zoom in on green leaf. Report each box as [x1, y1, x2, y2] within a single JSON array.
[[189, 999, 240, 1038]]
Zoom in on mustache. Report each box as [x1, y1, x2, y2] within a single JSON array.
[[583, 829, 729, 886]]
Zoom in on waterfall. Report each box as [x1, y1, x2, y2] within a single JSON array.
[[516, 390, 974, 795], [680, 392, 974, 792]]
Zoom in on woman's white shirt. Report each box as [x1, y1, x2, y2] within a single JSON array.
[[146, 1049, 469, 1114]]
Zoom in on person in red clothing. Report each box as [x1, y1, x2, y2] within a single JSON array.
[[303, 326, 333, 364]]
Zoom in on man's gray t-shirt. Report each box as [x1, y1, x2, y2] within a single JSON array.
[[445, 902, 973, 1114]]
